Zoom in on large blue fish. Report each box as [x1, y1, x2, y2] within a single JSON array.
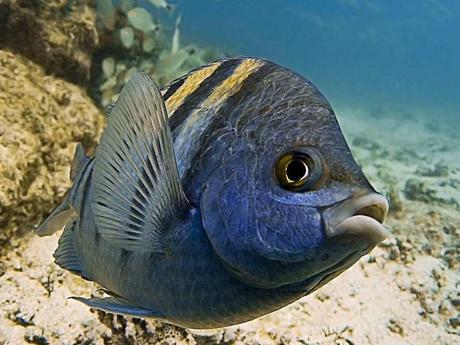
[[36, 57, 389, 328]]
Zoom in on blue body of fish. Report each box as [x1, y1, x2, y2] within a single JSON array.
[[37, 57, 389, 328]]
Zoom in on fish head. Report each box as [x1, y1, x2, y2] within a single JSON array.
[[199, 59, 389, 291]]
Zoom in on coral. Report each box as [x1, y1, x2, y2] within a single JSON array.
[[0, 50, 104, 254], [0, 0, 99, 86]]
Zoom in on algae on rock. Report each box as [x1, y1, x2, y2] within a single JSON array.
[[0, 50, 104, 254], [0, 0, 99, 86]]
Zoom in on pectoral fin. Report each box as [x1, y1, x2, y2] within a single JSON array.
[[92, 72, 190, 252], [70, 296, 164, 319]]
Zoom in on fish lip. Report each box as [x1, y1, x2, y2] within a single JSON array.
[[323, 192, 390, 243]]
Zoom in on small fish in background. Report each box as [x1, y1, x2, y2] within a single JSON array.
[[154, 47, 189, 82], [127, 7, 158, 33], [171, 14, 181, 54], [149, 0, 176, 13], [36, 58, 389, 329]]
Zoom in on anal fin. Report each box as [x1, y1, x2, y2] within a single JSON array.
[[70, 296, 164, 319]]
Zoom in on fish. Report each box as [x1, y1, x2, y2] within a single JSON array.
[[127, 7, 157, 33], [154, 48, 189, 82], [149, 0, 176, 12], [171, 14, 181, 55], [36, 57, 389, 329]]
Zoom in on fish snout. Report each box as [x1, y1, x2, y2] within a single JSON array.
[[323, 192, 390, 245]]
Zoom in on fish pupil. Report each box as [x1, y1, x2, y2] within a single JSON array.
[[286, 159, 308, 182]]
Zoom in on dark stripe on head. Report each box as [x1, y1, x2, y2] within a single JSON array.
[[169, 59, 242, 131], [210, 62, 278, 134]]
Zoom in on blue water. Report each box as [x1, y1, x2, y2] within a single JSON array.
[[168, 0, 459, 118]]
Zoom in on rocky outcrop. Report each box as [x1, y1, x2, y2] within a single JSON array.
[[0, 50, 104, 254], [0, 0, 99, 86]]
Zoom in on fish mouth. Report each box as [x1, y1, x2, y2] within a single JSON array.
[[283, 194, 389, 294], [323, 192, 390, 245]]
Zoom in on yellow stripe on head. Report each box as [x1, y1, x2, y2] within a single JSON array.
[[165, 62, 222, 116], [202, 58, 264, 109], [179, 59, 264, 134]]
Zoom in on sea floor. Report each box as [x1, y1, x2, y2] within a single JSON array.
[[0, 108, 458, 345]]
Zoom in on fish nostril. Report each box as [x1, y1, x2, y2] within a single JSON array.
[[353, 204, 386, 224]]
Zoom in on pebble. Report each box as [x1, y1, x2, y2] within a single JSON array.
[[387, 318, 405, 336], [9, 308, 35, 326], [188, 329, 224, 344], [25, 327, 49, 345], [396, 276, 411, 291], [448, 316, 460, 328]]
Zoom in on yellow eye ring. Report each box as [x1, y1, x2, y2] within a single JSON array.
[[274, 148, 323, 192]]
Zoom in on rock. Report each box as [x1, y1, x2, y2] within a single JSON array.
[[187, 329, 224, 344], [97, 313, 191, 344], [449, 316, 460, 328], [0, 0, 99, 86], [447, 290, 460, 311], [24, 327, 49, 345], [387, 318, 405, 336], [0, 50, 104, 253], [388, 185, 404, 218], [9, 308, 35, 326], [404, 179, 436, 203], [416, 162, 450, 178]]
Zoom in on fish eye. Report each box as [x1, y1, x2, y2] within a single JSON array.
[[275, 147, 323, 192]]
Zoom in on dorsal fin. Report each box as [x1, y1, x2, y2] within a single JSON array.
[[70, 143, 89, 181], [93, 72, 190, 252]]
